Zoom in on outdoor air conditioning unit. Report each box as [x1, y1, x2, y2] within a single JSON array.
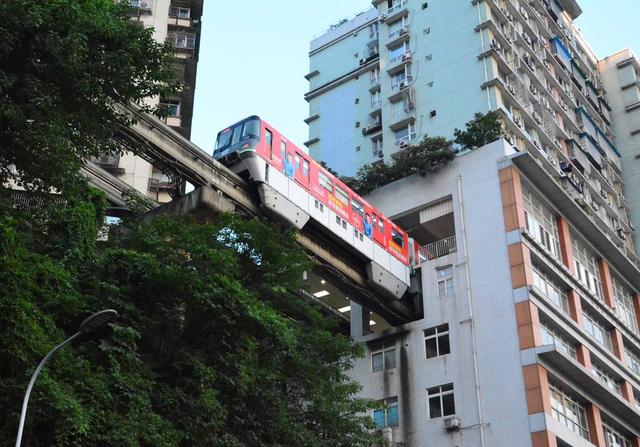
[[405, 101, 415, 112], [379, 14, 387, 22], [399, 140, 409, 148], [534, 112, 542, 124], [402, 52, 412, 61], [399, 28, 408, 36], [443, 417, 461, 432], [399, 81, 406, 89]]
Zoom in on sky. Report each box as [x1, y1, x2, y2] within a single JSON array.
[[191, 0, 640, 155]]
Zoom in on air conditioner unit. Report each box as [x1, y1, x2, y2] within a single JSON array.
[[529, 84, 538, 95], [399, 28, 408, 36], [377, 150, 384, 158], [359, 58, 366, 65], [405, 101, 415, 111], [520, 8, 528, 20], [399, 81, 406, 89], [524, 33, 532, 45], [534, 112, 542, 124], [561, 102, 568, 111], [402, 52, 412, 61], [492, 41, 502, 52], [514, 116, 522, 127], [379, 14, 387, 22], [443, 417, 461, 432], [140, 1, 149, 8], [507, 83, 516, 95], [600, 189, 607, 198], [505, 135, 514, 145], [399, 140, 409, 148]]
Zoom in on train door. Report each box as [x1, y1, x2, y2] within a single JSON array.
[[293, 151, 310, 189], [371, 211, 386, 246]]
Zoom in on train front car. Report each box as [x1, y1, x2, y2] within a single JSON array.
[[213, 117, 419, 298]]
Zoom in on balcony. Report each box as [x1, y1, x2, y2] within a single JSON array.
[[386, 27, 409, 47], [166, 32, 196, 57], [129, 0, 152, 12], [148, 177, 177, 193], [388, 76, 412, 102], [381, 0, 408, 23], [387, 51, 412, 73], [90, 154, 125, 175], [419, 236, 457, 261], [362, 120, 382, 136]]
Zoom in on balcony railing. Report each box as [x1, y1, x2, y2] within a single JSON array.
[[419, 236, 457, 261], [386, 0, 408, 15]]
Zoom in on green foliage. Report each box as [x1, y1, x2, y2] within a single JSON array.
[[328, 18, 349, 30], [453, 111, 504, 151], [342, 136, 456, 196], [0, 0, 178, 193], [0, 193, 378, 446]]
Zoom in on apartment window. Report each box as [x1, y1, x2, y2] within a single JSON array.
[[424, 324, 450, 358], [388, 17, 408, 39], [390, 67, 412, 92], [571, 235, 603, 300], [393, 123, 416, 146], [583, 311, 612, 351], [372, 136, 383, 156], [427, 383, 455, 419], [160, 99, 180, 117], [624, 348, 640, 375], [436, 266, 454, 298], [532, 265, 569, 313], [612, 276, 638, 334], [540, 323, 577, 359], [167, 31, 196, 49], [549, 382, 590, 440], [370, 67, 380, 84], [371, 341, 396, 372], [604, 422, 632, 447], [373, 397, 399, 429], [389, 42, 409, 64], [169, 6, 190, 18], [371, 90, 381, 107], [592, 363, 621, 395], [522, 186, 561, 260]]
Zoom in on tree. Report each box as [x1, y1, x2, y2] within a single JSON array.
[[453, 111, 504, 151], [343, 136, 456, 196], [0, 0, 178, 193], [0, 188, 379, 446]]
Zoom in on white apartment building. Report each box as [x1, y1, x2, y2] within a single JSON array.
[[91, 0, 203, 203]]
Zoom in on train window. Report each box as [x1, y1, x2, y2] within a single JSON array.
[[231, 126, 241, 145], [295, 154, 301, 171], [335, 186, 349, 206], [303, 160, 310, 177], [281, 141, 286, 160], [378, 218, 385, 233], [241, 118, 260, 140], [391, 229, 404, 248], [215, 127, 233, 150], [318, 171, 332, 192], [265, 129, 273, 149], [351, 198, 365, 216]]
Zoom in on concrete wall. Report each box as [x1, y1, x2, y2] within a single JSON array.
[[349, 141, 534, 446]]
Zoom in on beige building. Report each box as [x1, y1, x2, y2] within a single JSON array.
[[92, 0, 203, 203]]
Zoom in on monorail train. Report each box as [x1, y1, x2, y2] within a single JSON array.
[[213, 116, 418, 297]]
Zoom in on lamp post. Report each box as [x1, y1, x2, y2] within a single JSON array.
[[15, 309, 118, 447]]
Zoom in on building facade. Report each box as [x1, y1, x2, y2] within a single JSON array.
[[348, 140, 640, 447], [91, 0, 203, 203], [305, 0, 635, 262], [598, 51, 640, 255]]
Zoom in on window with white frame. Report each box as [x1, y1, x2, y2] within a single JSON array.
[[603, 421, 632, 447], [167, 31, 196, 49], [370, 90, 381, 108], [427, 383, 455, 418], [388, 16, 408, 39], [571, 235, 603, 301], [592, 362, 621, 395], [612, 275, 638, 334], [436, 266, 454, 298], [371, 341, 396, 372], [373, 397, 399, 429], [424, 324, 450, 358], [624, 347, 640, 375], [522, 185, 561, 260], [393, 123, 416, 146], [372, 136, 383, 156], [540, 322, 577, 359], [370, 67, 380, 84], [583, 311, 612, 351], [549, 382, 590, 440], [160, 99, 181, 117], [169, 5, 191, 18], [532, 265, 569, 313], [390, 66, 412, 92], [389, 41, 409, 64]]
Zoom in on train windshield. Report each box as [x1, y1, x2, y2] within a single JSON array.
[[214, 117, 261, 155]]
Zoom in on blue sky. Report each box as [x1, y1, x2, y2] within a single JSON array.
[[191, 1, 639, 154]]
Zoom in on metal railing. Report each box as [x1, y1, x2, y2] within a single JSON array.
[[386, 0, 407, 15], [419, 236, 457, 261]]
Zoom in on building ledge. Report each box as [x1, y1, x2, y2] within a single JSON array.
[[625, 101, 640, 113], [305, 70, 319, 81], [537, 345, 640, 426], [304, 137, 319, 147], [304, 114, 319, 124]]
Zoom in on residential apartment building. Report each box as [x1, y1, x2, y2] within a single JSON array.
[[598, 51, 640, 254], [307, 1, 640, 446], [91, 0, 203, 203], [348, 140, 640, 447], [305, 0, 635, 261]]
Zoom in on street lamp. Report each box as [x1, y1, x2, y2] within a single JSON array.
[[15, 309, 118, 447]]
